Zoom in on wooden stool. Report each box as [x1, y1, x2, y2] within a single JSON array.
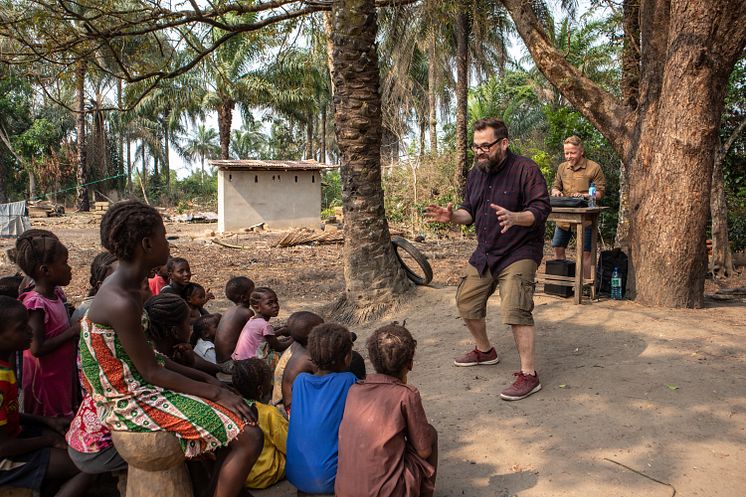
[[111, 432, 193, 497]]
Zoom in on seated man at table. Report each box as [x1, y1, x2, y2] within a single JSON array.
[[550, 135, 606, 278]]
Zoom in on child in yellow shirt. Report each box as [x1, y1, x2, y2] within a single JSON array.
[[232, 358, 288, 489]]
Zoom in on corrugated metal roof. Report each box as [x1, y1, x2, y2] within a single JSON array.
[[208, 159, 335, 171]]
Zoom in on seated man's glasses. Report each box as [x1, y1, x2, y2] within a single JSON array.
[[471, 138, 505, 153]]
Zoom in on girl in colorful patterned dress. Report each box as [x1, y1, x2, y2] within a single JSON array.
[[15, 229, 79, 417], [82, 200, 263, 497]]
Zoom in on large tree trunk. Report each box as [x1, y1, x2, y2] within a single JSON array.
[[75, 60, 90, 211], [217, 100, 234, 160], [330, 0, 413, 323], [501, 0, 746, 308], [454, 1, 470, 194], [427, 28, 438, 154]]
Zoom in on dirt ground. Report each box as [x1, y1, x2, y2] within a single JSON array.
[[2, 213, 745, 497]]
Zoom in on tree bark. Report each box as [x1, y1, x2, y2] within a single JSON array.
[[615, 159, 631, 249], [305, 114, 314, 160], [427, 28, 438, 154], [28, 167, 36, 200], [141, 142, 147, 189], [710, 157, 734, 279], [126, 139, 131, 193], [217, 100, 234, 160], [500, 0, 746, 308], [324, 11, 336, 98], [331, 0, 413, 322], [616, 0, 640, 249], [620, 0, 640, 110], [454, 1, 470, 194], [163, 119, 171, 192], [710, 117, 745, 278], [419, 118, 426, 158], [117, 79, 125, 194], [75, 60, 90, 211], [0, 163, 6, 203], [320, 106, 327, 163]]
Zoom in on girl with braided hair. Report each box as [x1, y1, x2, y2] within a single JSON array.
[[82, 200, 263, 497], [336, 323, 438, 497], [285, 323, 357, 495], [15, 229, 79, 417]]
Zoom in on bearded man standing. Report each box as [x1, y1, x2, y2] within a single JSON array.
[[425, 118, 550, 400]]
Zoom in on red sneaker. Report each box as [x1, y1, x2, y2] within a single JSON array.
[[453, 347, 499, 367], [500, 371, 541, 400]]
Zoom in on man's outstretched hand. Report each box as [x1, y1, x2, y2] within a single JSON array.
[[490, 203, 517, 233], [425, 203, 453, 223]]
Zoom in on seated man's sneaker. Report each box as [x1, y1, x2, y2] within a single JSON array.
[[453, 347, 499, 367], [500, 371, 541, 400]]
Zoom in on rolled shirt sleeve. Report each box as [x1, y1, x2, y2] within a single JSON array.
[[524, 165, 551, 227]]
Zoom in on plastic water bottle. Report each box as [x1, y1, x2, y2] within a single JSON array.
[[588, 182, 597, 208], [611, 267, 622, 300]]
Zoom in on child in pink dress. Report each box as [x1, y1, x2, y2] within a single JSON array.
[[232, 287, 292, 369], [15, 229, 79, 417]]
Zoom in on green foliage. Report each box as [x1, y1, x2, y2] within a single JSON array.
[[383, 153, 461, 234], [721, 57, 746, 252], [171, 170, 218, 208], [266, 117, 304, 160], [543, 105, 621, 243], [321, 170, 342, 211]]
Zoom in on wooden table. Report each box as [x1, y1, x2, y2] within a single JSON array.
[[544, 206, 608, 304]]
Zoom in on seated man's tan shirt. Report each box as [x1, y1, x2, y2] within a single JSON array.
[[552, 157, 606, 230]]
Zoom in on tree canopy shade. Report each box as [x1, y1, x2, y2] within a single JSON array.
[[0, 0, 417, 106], [500, 0, 746, 307]]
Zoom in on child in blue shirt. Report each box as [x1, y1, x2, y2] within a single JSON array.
[[285, 323, 356, 494]]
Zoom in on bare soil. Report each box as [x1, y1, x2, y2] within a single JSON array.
[[2, 213, 745, 497]]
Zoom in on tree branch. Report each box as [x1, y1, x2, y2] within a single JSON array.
[[718, 115, 746, 163], [500, 0, 632, 155]]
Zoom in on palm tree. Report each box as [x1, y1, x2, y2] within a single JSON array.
[[182, 125, 220, 182], [230, 117, 269, 159], [330, 0, 412, 322]]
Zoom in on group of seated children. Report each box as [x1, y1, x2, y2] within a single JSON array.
[[0, 199, 438, 497]]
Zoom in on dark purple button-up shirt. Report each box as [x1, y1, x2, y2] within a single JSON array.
[[459, 150, 551, 276]]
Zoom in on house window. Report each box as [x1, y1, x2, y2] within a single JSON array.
[[254, 175, 258, 183], [229, 174, 232, 181], [295, 176, 298, 183], [312, 174, 316, 183]]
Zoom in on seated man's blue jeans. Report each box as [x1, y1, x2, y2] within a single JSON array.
[[552, 225, 593, 252]]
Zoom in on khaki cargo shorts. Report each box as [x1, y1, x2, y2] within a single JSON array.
[[455, 259, 537, 326]]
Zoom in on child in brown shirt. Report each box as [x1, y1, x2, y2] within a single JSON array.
[[336, 323, 437, 497]]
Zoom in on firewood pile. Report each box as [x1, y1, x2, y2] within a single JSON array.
[[275, 228, 344, 248]]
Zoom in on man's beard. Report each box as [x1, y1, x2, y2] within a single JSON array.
[[475, 153, 501, 172]]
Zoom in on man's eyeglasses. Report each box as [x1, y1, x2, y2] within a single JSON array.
[[471, 137, 506, 153]]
